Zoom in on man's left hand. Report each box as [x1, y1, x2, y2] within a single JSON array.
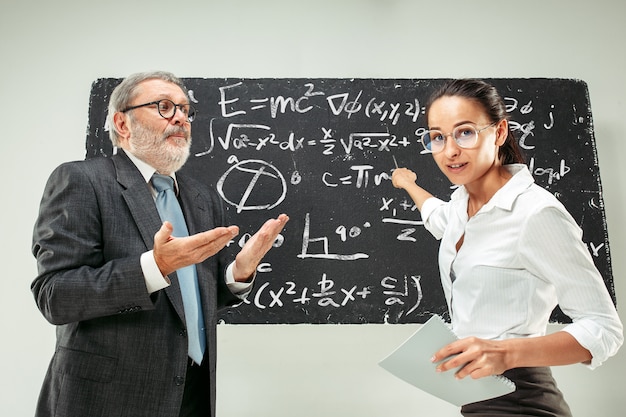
[[232, 213, 290, 282]]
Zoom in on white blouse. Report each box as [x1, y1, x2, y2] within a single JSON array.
[[421, 164, 623, 369]]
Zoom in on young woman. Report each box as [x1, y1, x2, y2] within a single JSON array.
[[391, 79, 623, 416]]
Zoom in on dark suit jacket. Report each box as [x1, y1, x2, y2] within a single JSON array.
[[31, 150, 240, 417]]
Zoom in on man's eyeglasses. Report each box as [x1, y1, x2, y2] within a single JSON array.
[[121, 99, 197, 123], [420, 121, 498, 154]]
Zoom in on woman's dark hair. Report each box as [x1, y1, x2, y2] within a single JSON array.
[[425, 78, 526, 165]]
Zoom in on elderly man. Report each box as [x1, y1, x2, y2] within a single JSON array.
[[32, 71, 288, 417]]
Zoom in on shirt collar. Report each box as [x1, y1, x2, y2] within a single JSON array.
[[450, 164, 534, 212], [123, 149, 179, 193]]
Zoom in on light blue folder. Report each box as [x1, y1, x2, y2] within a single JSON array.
[[379, 315, 516, 407]]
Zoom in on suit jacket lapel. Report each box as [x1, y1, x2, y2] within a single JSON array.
[[113, 151, 161, 248], [177, 175, 218, 321], [112, 150, 186, 321], [177, 176, 210, 236]]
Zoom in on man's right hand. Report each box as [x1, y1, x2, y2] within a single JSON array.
[[153, 221, 239, 276]]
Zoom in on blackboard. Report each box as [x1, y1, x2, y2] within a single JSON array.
[[85, 78, 616, 324]]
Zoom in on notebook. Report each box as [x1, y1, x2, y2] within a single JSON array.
[[379, 315, 516, 407]]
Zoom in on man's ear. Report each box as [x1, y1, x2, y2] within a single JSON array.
[[113, 112, 131, 142]]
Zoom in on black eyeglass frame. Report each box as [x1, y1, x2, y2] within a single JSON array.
[[121, 99, 197, 122]]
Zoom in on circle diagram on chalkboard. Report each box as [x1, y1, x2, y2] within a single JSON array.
[[217, 158, 287, 213]]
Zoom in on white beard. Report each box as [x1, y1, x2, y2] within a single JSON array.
[[127, 121, 191, 175]]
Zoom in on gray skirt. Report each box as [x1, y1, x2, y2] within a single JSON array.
[[460, 367, 572, 417]]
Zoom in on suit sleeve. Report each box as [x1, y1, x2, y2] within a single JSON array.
[[31, 162, 155, 325]]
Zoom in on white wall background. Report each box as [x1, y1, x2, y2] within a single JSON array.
[[2, 1, 625, 416]]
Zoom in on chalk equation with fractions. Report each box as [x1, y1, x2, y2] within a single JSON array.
[[85, 78, 615, 324]]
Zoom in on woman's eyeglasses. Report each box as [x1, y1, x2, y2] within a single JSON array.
[[420, 121, 497, 153]]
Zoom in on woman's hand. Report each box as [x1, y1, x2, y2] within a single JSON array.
[[391, 167, 432, 211], [391, 167, 417, 190], [431, 337, 511, 380], [431, 331, 592, 380]]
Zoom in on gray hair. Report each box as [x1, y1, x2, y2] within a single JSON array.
[[106, 71, 189, 146]]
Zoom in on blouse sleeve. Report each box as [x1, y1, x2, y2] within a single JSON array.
[[519, 205, 623, 369], [421, 197, 448, 240]]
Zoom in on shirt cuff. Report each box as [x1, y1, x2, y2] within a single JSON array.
[[141, 250, 170, 294], [225, 262, 255, 298]]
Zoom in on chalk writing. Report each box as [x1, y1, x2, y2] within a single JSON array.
[[528, 157, 571, 185], [217, 158, 287, 213], [298, 213, 369, 261]]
